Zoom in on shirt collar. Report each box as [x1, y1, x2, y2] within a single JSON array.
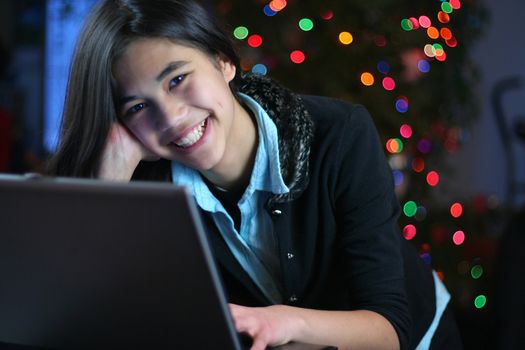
[[171, 93, 289, 211]]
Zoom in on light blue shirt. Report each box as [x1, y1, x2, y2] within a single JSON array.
[[171, 93, 289, 303]]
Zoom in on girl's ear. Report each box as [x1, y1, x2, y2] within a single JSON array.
[[217, 55, 236, 83]]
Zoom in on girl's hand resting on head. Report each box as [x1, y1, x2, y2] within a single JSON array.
[[97, 122, 159, 181]]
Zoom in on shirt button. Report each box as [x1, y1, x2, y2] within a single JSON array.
[[287, 253, 294, 259], [271, 209, 282, 216], [289, 294, 298, 303]]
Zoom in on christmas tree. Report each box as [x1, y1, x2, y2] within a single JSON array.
[[217, 0, 493, 345]]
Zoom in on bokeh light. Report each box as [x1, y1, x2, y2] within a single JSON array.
[[386, 138, 404, 153], [382, 77, 396, 90], [299, 18, 314, 31], [471, 265, 483, 279], [339, 31, 354, 45], [321, 10, 333, 20], [395, 97, 409, 113], [450, 202, 463, 218], [400, 124, 413, 138], [251, 63, 267, 75], [263, 5, 277, 17], [290, 50, 305, 64], [417, 139, 432, 154], [247, 34, 263, 48], [393, 169, 404, 187], [440, 28, 453, 40], [419, 15, 431, 28], [377, 61, 390, 74], [233, 26, 249, 40], [418, 59, 431, 73], [269, 0, 287, 12], [403, 201, 418, 217], [426, 171, 440, 186], [401, 18, 413, 31], [408, 17, 420, 30], [427, 27, 439, 39], [403, 224, 417, 240], [437, 11, 450, 23], [474, 295, 487, 309], [360, 72, 374, 86], [441, 2, 453, 14], [450, 0, 462, 10], [412, 157, 425, 172], [452, 230, 465, 245]]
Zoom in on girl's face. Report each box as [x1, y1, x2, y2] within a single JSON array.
[[113, 38, 240, 172]]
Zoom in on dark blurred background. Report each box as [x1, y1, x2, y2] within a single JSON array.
[[0, 1, 524, 349]]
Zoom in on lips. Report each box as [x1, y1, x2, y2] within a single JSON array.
[[170, 118, 208, 148]]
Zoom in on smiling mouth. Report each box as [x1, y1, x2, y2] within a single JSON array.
[[171, 118, 208, 148]]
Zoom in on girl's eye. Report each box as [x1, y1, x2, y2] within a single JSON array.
[[169, 74, 186, 90], [126, 102, 147, 116]]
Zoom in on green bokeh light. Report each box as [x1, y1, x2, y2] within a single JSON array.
[[299, 18, 314, 31], [474, 295, 486, 309], [441, 2, 453, 14], [403, 201, 417, 217], [401, 19, 413, 31], [233, 26, 249, 40], [471, 265, 483, 279]]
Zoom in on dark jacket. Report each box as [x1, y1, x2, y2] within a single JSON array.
[[202, 74, 442, 349]]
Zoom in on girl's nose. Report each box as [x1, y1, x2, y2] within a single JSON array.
[[154, 99, 188, 130]]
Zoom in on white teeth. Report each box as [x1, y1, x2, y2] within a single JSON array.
[[174, 120, 206, 148]]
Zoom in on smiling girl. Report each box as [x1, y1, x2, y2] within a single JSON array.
[[47, 1, 462, 349]]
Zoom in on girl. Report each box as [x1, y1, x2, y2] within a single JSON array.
[[47, 1, 462, 349]]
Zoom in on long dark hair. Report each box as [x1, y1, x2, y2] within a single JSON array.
[[46, 0, 241, 179]]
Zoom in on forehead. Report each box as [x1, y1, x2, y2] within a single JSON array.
[[113, 38, 212, 83]]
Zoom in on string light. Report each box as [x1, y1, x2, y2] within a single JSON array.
[[412, 157, 425, 172], [386, 138, 404, 153], [299, 18, 314, 31], [426, 171, 440, 186], [247, 34, 263, 48], [440, 27, 453, 40], [290, 50, 305, 64], [360, 72, 375, 86], [474, 295, 487, 309], [409, 17, 420, 29], [471, 265, 483, 279], [450, 202, 463, 218], [452, 230, 465, 245], [395, 96, 409, 113], [400, 124, 413, 138], [263, 5, 277, 17], [403, 224, 417, 240], [418, 59, 430, 73], [450, 0, 462, 10], [269, 0, 287, 12], [427, 26, 439, 39], [437, 11, 450, 23], [403, 201, 418, 217], [441, 2, 453, 14], [251, 63, 268, 75], [382, 77, 396, 90], [377, 61, 390, 74], [419, 15, 431, 28], [338, 31, 354, 45], [321, 9, 333, 20], [417, 139, 432, 154], [401, 18, 413, 31], [233, 26, 249, 40]]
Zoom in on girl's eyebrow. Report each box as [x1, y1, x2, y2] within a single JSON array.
[[155, 60, 189, 82], [119, 60, 189, 106]]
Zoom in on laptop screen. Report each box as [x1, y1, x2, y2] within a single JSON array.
[[0, 174, 242, 349]]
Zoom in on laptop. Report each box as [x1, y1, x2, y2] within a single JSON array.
[[0, 174, 335, 350]]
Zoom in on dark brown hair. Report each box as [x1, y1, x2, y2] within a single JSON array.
[[47, 0, 240, 179]]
